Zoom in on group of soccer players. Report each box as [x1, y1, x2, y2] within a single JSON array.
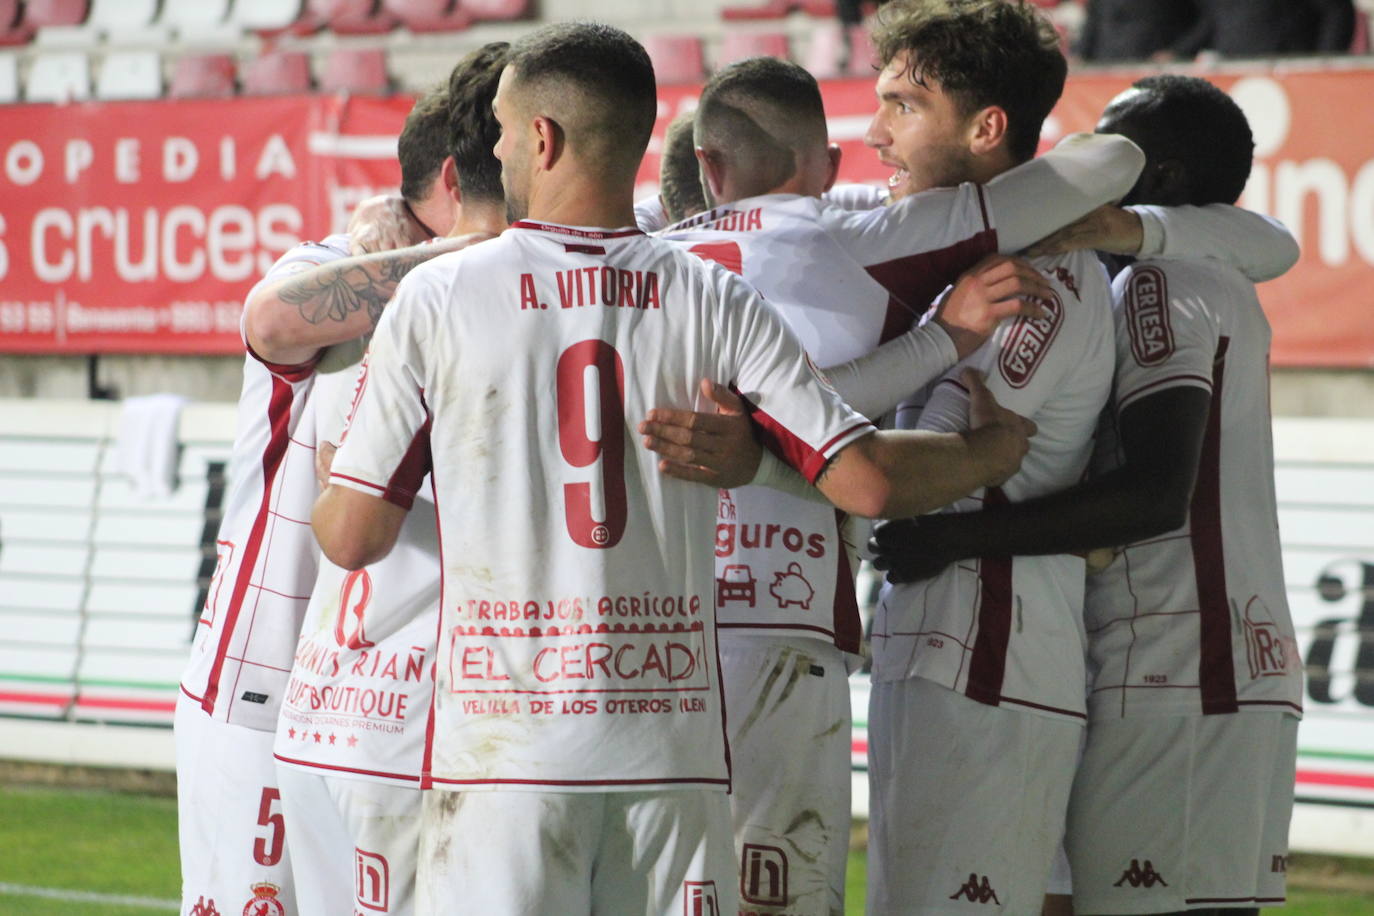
[[172, 2, 1304, 915]]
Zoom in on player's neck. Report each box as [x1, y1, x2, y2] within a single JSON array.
[[454, 200, 509, 236], [528, 175, 638, 230]]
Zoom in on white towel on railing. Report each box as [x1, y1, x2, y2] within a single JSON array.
[[114, 393, 188, 499]]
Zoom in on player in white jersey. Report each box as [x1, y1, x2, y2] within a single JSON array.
[[269, 44, 513, 916], [173, 84, 482, 916], [310, 23, 1039, 916], [651, 54, 1138, 916], [871, 76, 1302, 915]]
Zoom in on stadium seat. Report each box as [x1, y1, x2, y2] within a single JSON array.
[[716, 31, 792, 68], [320, 47, 390, 94], [721, 0, 791, 21], [309, 0, 397, 35], [644, 34, 706, 85], [95, 50, 162, 100], [169, 53, 236, 98], [0, 0, 32, 45], [240, 49, 312, 95], [233, 0, 308, 31], [799, 0, 837, 15], [22, 0, 89, 29], [461, 0, 531, 21], [383, 0, 471, 32], [86, 0, 157, 32], [158, 0, 238, 42], [0, 52, 16, 101], [25, 50, 90, 101]]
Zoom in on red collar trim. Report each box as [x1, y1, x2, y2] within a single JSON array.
[[509, 220, 645, 240]]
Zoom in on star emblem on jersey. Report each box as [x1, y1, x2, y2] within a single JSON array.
[[948, 873, 1000, 904], [1114, 859, 1169, 888]]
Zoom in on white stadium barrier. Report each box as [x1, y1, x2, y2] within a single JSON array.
[[0, 399, 1372, 855]]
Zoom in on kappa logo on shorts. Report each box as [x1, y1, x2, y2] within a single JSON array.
[[1125, 266, 1174, 367], [998, 291, 1063, 389], [356, 847, 391, 912], [684, 880, 720, 916], [741, 843, 788, 905], [948, 873, 1000, 904], [1114, 859, 1169, 888], [242, 882, 286, 916], [189, 898, 222, 916]]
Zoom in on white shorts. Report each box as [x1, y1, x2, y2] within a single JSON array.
[[175, 692, 296, 916], [722, 635, 851, 916], [418, 788, 737, 916], [276, 765, 420, 916], [866, 678, 1082, 915], [1067, 712, 1299, 914]]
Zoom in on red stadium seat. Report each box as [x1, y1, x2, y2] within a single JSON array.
[[721, 0, 791, 21], [799, 0, 838, 15], [644, 34, 706, 85], [382, 0, 471, 32], [240, 50, 312, 95], [1352, 9, 1370, 53], [22, 0, 89, 28], [169, 53, 236, 98], [0, 0, 33, 45], [459, 0, 531, 22], [716, 31, 792, 68], [309, 0, 397, 35], [320, 47, 390, 94]]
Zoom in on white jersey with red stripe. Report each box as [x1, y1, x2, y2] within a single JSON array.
[[180, 234, 351, 731], [273, 362, 440, 785], [871, 250, 1115, 722], [1083, 257, 1303, 720], [327, 220, 874, 791], [658, 186, 997, 652]]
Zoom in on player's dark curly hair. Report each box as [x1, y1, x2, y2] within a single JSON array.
[[872, 0, 1066, 164], [398, 84, 452, 204], [447, 41, 510, 204], [1104, 75, 1254, 206], [507, 22, 657, 178]]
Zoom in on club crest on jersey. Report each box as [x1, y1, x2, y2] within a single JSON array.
[[1125, 266, 1174, 367], [999, 290, 1063, 388], [242, 882, 285, 916]]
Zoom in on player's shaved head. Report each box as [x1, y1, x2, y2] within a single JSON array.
[[694, 57, 829, 200], [659, 111, 708, 224], [447, 41, 510, 205], [1097, 75, 1254, 207], [503, 22, 658, 182]]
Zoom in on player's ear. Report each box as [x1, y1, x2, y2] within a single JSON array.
[[967, 105, 1008, 157], [822, 142, 843, 193], [440, 156, 461, 204], [532, 115, 564, 171], [697, 146, 728, 205]]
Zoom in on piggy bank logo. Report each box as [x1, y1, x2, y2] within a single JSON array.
[[770, 563, 814, 610]]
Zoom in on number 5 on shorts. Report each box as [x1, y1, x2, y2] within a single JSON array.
[[253, 787, 285, 866]]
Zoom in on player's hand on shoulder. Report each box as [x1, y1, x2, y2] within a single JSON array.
[[638, 378, 761, 489], [868, 517, 956, 584], [348, 194, 431, 255], [962, 369, 1035, 488], [935, 255, 1053, 358], [1024, 204, 1143, 257], [315, 441, 337, 491]]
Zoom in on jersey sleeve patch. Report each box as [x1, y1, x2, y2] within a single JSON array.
[[998, 289, 1063, 389], [1124, 265, 1175, 367]]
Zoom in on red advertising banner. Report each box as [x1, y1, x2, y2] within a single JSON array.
[[1, 65, 1370, 365]]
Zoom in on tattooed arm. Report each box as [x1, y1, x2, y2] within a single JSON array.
[[244, 234, 480, 367]]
